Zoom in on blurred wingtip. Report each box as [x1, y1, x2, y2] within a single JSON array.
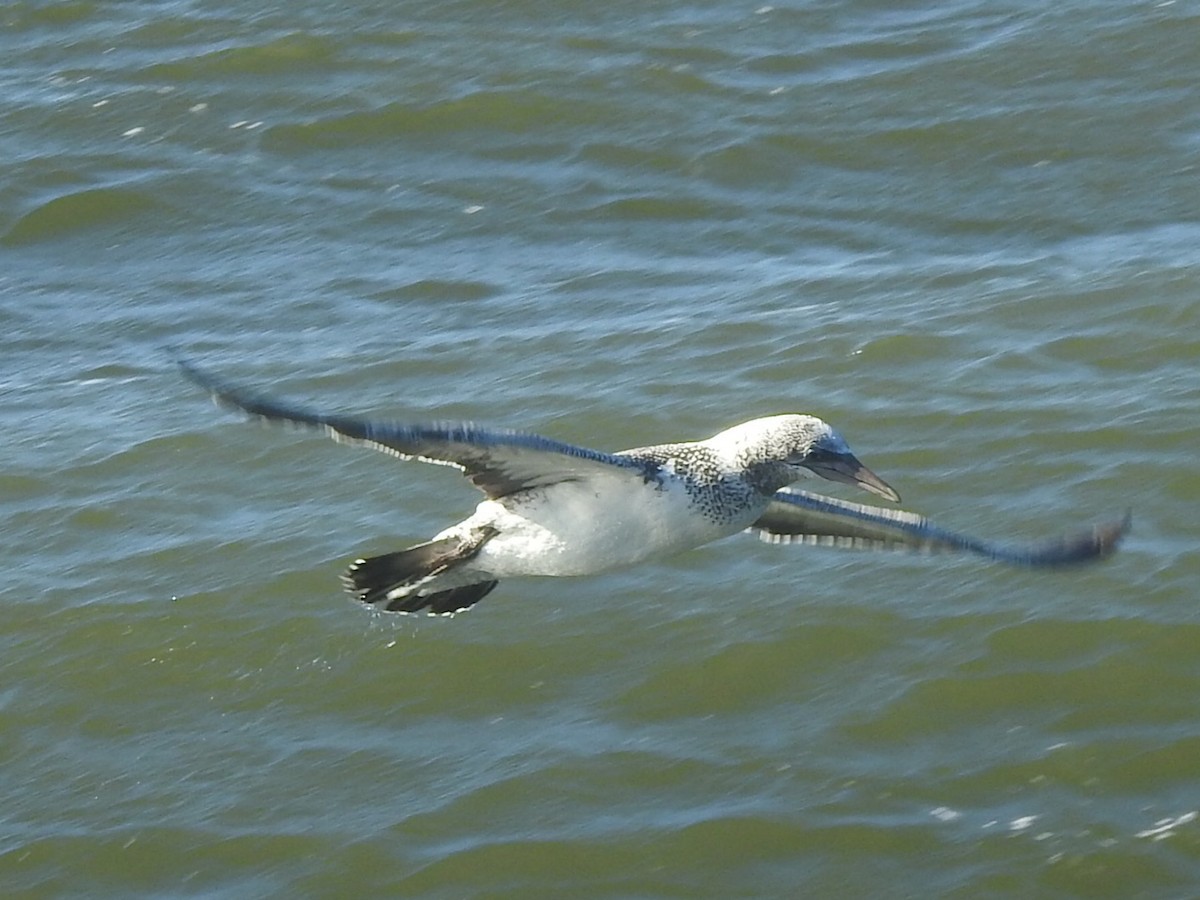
[[1040, 509, 1130, 566], [1096, 509, 1132, 558]]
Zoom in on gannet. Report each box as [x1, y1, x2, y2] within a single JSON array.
[[177, 358, 1128, 616]]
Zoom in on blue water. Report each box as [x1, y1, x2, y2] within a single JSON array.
[[2, 1, 1198, 896]]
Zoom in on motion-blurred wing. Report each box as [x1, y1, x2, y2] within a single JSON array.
[[750, 489, 1129, 566], [177, 356, 656, 499]]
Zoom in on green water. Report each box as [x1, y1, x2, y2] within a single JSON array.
[[2, 1, 1198, 896]]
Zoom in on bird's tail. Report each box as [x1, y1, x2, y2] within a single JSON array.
[[341, 526, 499, 615]]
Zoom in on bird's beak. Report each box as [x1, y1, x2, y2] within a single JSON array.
[[804, 451, 901, 503]]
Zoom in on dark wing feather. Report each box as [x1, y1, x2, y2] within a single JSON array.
[[176, 356, 656, 499], [750, 489, 1129, 566]]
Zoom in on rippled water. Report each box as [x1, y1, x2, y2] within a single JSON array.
[[3, 0, 1198, 896]]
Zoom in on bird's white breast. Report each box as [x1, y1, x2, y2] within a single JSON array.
[[454, 473, 766, 577]]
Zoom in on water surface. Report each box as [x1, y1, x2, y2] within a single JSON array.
[[2, 0, 1198, 896]]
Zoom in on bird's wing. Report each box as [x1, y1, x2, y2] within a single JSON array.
[[749, 488, 1129, 566], [177, 357, 657, 499]]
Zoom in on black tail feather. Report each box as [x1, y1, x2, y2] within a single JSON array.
[[341, 527, 498, 615]]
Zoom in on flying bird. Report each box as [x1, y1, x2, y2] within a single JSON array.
[[177, 358, 1128, 616]]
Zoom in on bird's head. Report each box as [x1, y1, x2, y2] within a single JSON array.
[[720, 414, 900, 502]]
